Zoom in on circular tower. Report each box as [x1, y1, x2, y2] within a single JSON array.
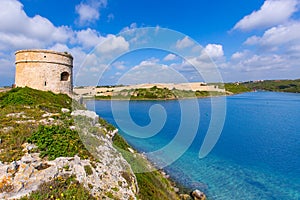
[[15, 49, 73, 95]]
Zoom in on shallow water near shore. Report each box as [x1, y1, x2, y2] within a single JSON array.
[[86, 92, 300, 199]]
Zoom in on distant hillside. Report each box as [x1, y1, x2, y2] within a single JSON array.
[[243, 79, 300, 93], [94, 86, 226, 100]]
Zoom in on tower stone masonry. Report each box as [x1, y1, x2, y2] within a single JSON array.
[[15, 49, 73, 95]]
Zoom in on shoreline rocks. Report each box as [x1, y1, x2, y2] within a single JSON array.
[[191, 189, 206, 200]]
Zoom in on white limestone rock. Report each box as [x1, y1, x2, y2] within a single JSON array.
[[71, 110, 99, 125]]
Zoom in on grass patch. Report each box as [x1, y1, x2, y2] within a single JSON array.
[[0, 87, 71, 111], [20, 175, 96, 200], [95, 86, 226, 100], [27, 125, 92, 160], [243, 79, 300, 93], [0, 87, 76, 163], [0, 123, 37, 162], [224, 83, 251, 94], [113, 133, 179, 200], [98, 117, 116, 132], [84, 165, 93, 176], [0, 87, 94, 163]]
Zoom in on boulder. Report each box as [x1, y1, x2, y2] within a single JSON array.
[[191, 189, 206, 200], [71, 110, 99, 125], [61, 108, 70, 113]]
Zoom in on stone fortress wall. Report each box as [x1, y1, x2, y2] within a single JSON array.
[[15, 49, 73, 95]]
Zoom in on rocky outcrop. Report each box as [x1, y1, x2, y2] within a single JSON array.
[[71, 110, 99, 126], [0, 109, 138, 199], [0, 143, 137, 199], [191, 189, 206, 200]]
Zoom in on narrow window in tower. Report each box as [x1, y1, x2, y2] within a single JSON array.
[[44, 81, 47, 86]]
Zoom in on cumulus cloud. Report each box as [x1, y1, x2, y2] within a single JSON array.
[[176, 36, 194, 49], [230, 50, 250, 60], [118, 58, 186, 85], [222, 49, 300, 81], [245, 22, 300, 48], [202, 44, 224, 59], [163, 53, 177, 61], [95, 35, 129, 54], [0, 0, 71, 50], [75, 0, 107, 26], [112, 61, 126, 70], [120, 23, 138, 34], [233, 0, 298, 31], [74, 28, 104, 49], [241, 54, 285, 70]]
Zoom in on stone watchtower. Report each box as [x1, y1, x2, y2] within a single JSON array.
[[15, 49, 73, 95]]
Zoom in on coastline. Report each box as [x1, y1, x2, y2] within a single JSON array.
[[111, 132, 198, 199], [82, 92, 231, 101]]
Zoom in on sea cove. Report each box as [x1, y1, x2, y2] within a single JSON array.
[[86, 91, 300, 199]]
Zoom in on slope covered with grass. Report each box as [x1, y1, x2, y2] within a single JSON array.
[[0, 87, 79, 162], [0, 87, 180, 199]]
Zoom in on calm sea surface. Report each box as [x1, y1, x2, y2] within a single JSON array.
[[86, 92, 300, 199]]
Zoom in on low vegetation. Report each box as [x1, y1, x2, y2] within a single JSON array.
[[224, 83, 252, 94], [27, 125, 92, 160], [95, 86, 226, 100], [0, 87, 71, 111], [243, 79, 300, 93], [0, 87, 74, 162], [0, 87, 180, 199], [20, 175, 95, 200], [113, 133, 179, 200], [0, 88, 95, 199]]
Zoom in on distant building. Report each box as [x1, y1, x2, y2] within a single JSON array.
[[15, 49, 73, 95]]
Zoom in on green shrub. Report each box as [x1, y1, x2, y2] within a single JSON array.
[[225, 83, 251, 94], [27, 125, 92, 160], [20, 175, 96, 200], [84, 165, 93, 176], [0, 87, 71, 110], [112, 133, 179, 200], [99, 117, 116, 132]]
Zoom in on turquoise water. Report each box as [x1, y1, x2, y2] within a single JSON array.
[[86, 92, 300, 199]]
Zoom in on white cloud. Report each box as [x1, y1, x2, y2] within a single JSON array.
[[222, 50, 300, 81], [107, 13, 114, 22], [244, 22, 300, 53], [230, 50, 250, 60], [112, 61, 126, 70], [176, 36, 194, 49], [202, 44, 224, 59], [118, 58, 186, 85], [242, 54, 285, 70], [233, 0, 298, 31], [96, 35, 129, 54], [121, 23, 138, 33], [163, 53, 177, 61], [74, 28, 104, 49], [75, 0, 107, 26], [0, 0, 71, 50]]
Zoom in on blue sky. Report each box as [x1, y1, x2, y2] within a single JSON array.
[[1, 0, 300, 86]]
